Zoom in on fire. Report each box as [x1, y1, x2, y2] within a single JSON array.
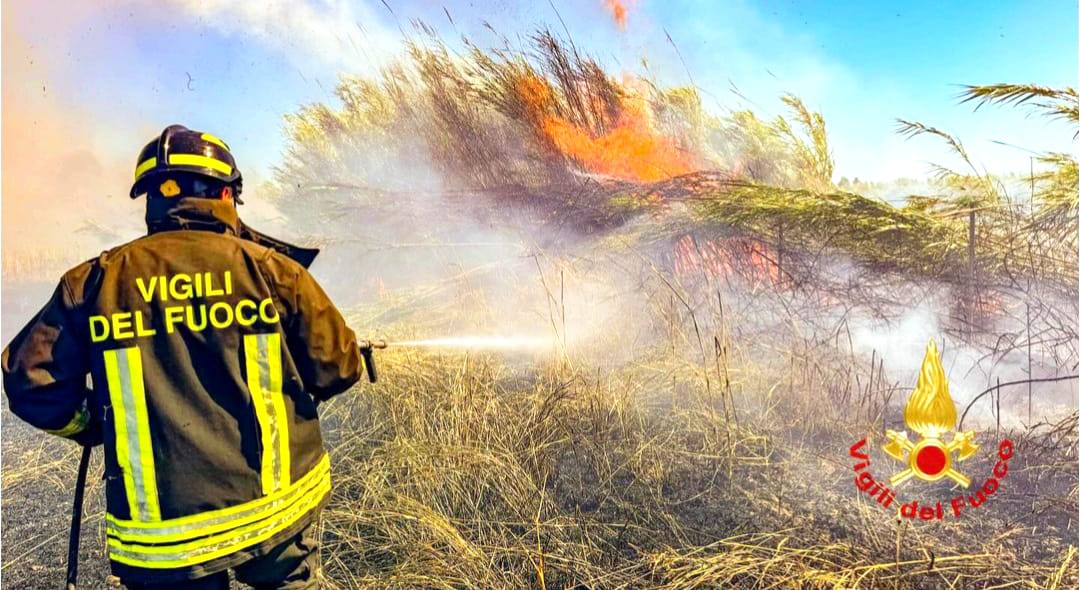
[[603, 0, 633, 30], [515, 74, 553, 117], [515, 72, 693, 183], [904, 340, 957, 438], [543, 95, 692, 183], [674, 235, 783, 285]]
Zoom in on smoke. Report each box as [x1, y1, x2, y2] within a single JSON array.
[[1, 0, 369, 276], [845, 289, 1076, 428], [164, 0, 400, 74], [1, 3, 146, 264]]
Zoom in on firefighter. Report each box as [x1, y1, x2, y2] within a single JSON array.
[[2, 125, 364, 589]]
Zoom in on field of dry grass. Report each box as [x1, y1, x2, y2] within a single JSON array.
[[309, 347, 1078, 588], [298, 246, 1078, 588]]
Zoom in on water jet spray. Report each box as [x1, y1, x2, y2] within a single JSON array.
[[358, 336, 550, 383]]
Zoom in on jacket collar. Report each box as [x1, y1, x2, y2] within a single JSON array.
[[144, 195, 322, 268], [146, 196, 240, 236]]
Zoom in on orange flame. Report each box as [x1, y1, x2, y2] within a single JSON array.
[[674, 236, 784, 285], [516, 74, 553, 116], [516, 73, 693, 183], [603, 0, 632, 30], [545, 98, 692, 182], [903, 340, 957, 438]]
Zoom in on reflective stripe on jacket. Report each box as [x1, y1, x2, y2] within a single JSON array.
[[2, 197, 364, 582]]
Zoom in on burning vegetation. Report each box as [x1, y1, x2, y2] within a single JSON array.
[[251, 27, 1079, 589], [2, 21, 1077, 590], [531, 77, 695, 182]]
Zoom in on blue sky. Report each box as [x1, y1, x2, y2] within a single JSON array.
[[3, 0, 1076, 237]]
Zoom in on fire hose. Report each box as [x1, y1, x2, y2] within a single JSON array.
[[64, 339, 387, 589], [65, 445, 91, 590], [358, 338, 388, 383]]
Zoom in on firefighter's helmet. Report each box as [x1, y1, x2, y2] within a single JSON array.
[[130, 124, 243, 199]]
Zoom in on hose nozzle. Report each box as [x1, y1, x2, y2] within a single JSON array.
[[358, 339, 388, 350], [357, 339, 386, 383]]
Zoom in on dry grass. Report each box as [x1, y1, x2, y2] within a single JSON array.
[[308, 327, 1076, 589]]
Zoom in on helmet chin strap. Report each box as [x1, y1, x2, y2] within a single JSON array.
[[224, 183, 244, 206]]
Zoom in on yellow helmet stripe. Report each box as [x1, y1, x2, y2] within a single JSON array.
[[168, 153, 233, 176], [134, 157, 158, 180], [200, 133, 229, 150]]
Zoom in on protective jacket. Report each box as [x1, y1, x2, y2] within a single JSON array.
[[2, 197, 363, 582]]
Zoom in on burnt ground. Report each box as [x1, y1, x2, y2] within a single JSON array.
[[2, 410, 115, 588]]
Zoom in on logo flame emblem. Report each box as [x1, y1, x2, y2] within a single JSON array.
[[882, 340, 979, 487]]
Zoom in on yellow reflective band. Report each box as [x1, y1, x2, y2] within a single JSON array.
[[267, 333, 290, 489], [107, 470, 329, 569], [128, 347, 161, 521], [106, 456, 329, 543], [168, 153, 232, 176], [105, 347, 161, 521], [244, 333, 290, 494], [200, 132, 229, 150], [134, 157, 157, 180], [45, 408, 89, 438]]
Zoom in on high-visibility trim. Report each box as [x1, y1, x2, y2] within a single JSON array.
[[106, 455, 329, 542], [105, 347, 161, 521], [106, 464, 330, 569], [168, 153, 233, 176], [45, 408, 89, 438], [244, 333, 290, 494], [133, 157, 157, 180], [200, 132, 229, 150]]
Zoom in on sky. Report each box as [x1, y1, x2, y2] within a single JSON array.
[[2, 0, 1076, 253]]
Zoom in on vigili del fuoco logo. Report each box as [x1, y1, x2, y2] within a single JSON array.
[[849, 340, 1015, 521]]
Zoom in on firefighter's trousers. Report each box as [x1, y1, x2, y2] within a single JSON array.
[[122, 518, 320, 590]]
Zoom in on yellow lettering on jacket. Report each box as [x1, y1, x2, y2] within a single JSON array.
[[169, 274, 193, 300], [89, 316, 110, 342], [113, 312, 135, 340], [135, 277, 158, 303], [205, 272, 229, 297], [236, 300, 257, 326], [186, 305, 208, 331], [164, 306, 185, 334], [133, 311, 157, 337], [259, 298, 280, 323], [209, 302, 233, 329], [88, 270, 275, 344]]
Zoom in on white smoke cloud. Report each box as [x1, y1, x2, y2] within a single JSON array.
[[166, 0, 402, 75]]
